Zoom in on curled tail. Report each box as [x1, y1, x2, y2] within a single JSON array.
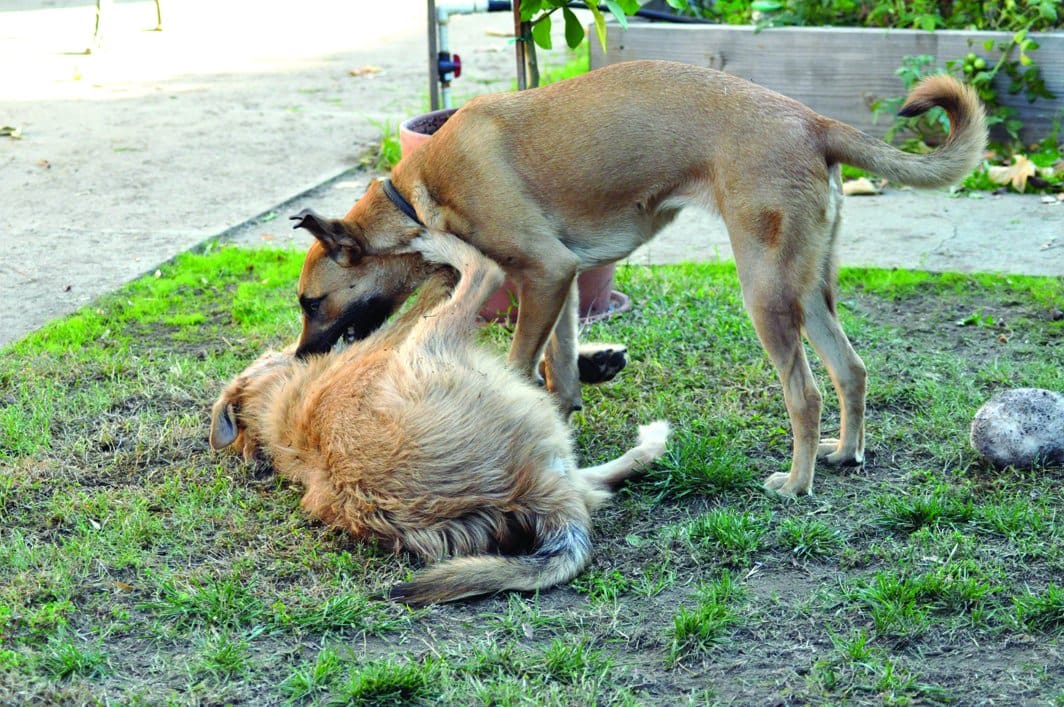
[[389, 521, 592, 605], [822, 73, 987, 188], [389, 420, 671, 605]]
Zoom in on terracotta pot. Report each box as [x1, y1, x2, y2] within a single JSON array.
[[399, 109, 630, 324]]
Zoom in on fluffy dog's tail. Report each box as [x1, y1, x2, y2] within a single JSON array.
[[389, 421, 670, 605], [821, 73, 987, 188], [389, 520, 594, 605]]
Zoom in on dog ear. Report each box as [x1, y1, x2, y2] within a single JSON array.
[[290, 209, 366, 267], [209, 398, 240, 450]]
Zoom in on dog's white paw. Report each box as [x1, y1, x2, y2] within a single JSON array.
[[636, 420, 671, 462], [407, 234, 441, 262]]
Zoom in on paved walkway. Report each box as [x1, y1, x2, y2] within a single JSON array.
[[2, 0, 1061, 347]]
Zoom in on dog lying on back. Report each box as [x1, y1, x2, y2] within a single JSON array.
[[209, 231, 669, 604]]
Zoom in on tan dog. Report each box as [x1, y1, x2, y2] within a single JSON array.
[[290, 59, 986, 496], [209, 231, 670, 604]]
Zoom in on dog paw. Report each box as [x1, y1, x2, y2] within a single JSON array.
[[817, 439, 865, 467], [577, 343, 628, 384], [762, 471, 812, 498]]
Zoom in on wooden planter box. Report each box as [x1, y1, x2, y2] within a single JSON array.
[[590, 23, 1064, 142]]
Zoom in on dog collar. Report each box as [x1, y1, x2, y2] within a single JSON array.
[[381, 178, 424, 227]]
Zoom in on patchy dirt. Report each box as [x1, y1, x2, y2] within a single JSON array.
[[3, 260, 1062, 704]]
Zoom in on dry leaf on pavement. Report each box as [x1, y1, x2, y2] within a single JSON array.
[[842, 177, 881, 196], [987, 154, 1036, 192], [349, 66, 382, 77]]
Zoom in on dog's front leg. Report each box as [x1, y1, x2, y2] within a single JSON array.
[[509, 251, 581, 412], [542, 280, 582, 414]]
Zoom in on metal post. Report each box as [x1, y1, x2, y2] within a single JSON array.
[[512, 0, 526, 90], [427, 0, 440, 110]]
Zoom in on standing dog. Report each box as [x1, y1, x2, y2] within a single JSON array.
[[209, 231, 669, 604], [290, 60, 986, 496]]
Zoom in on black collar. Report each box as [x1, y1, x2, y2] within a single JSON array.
[[381, 178, 424, 227]]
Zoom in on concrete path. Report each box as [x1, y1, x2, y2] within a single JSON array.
[[2, 0, 1061, 348]]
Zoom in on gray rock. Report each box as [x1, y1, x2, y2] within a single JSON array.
[[970, 388, 1064, 469]]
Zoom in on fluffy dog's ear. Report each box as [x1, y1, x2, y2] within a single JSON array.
[[290, 209, 366, 267], [209, 397, 240, 450]]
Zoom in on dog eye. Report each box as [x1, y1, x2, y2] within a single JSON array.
[[301, 296, 325, 316]]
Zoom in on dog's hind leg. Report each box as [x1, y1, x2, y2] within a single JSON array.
[[801, 185, 866, 467], [575, 421, 670, 510], [365, 271, 456, 351], [542, 281, 584, 413], [731, 229, 824, 497], [405, 232, 507, 348], [802, 278, 866, 467], [508, 244, 583, 406]]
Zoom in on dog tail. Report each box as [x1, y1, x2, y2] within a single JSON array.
[[821, 73, 986, 188], [389, 421, 671, 605], [388, 520, 593, 605]]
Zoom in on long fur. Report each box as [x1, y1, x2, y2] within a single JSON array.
[[290, 60, 988, 499], [210, 233, 669, 604]]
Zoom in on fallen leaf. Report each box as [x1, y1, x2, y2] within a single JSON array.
[[37, 159, 50, 169], [348, 65, 381, 77], [114, 581, 134, 592], [259, 233, 276, 241], [987, 154, 1036, 192], [842, 177, 880, 196], [0, 126, 22, 140]]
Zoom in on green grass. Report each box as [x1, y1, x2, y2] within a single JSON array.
[[667, 571, 745, 664], [0, 244, 1061, 703]]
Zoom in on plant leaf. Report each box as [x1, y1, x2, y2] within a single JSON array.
[[531, 13, 552, 51], [604, 1, 630, 29], [583, 1, 608, 51], [562, 7, 585, 49], [519, 0, 545, 22]]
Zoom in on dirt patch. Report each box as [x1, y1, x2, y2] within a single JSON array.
[[2, 262, 1062, 704]]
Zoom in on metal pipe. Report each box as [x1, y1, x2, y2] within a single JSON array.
[[512, 0, 526, 91], [427, 0, 440, 110]]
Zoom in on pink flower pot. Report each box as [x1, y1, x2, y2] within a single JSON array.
[[399, 108, 629, 323]]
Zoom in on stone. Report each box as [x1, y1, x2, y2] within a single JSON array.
[[970, 388, 1064, 469]]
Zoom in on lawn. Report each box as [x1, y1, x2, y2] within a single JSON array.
[[1, 243, 1062, 704]]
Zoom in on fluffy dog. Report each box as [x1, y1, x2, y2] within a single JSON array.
[[289, 60, 986, 497], [209, 231, 669, 604]]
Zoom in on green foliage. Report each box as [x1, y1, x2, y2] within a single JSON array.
[[682, 507, 770, 564], [1, 250, 1062, 702], [1013, 584, 1064, 633], [369, 120, 402, 171], [520, 0, 643, 51], [778, 516, 845, 560], [872, 31, 1056, 149], [667, 571, 745, 664], [674, 0, 1061, 31]]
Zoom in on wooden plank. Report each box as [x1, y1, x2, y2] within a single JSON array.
[[590, 24, 1064, 141]]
